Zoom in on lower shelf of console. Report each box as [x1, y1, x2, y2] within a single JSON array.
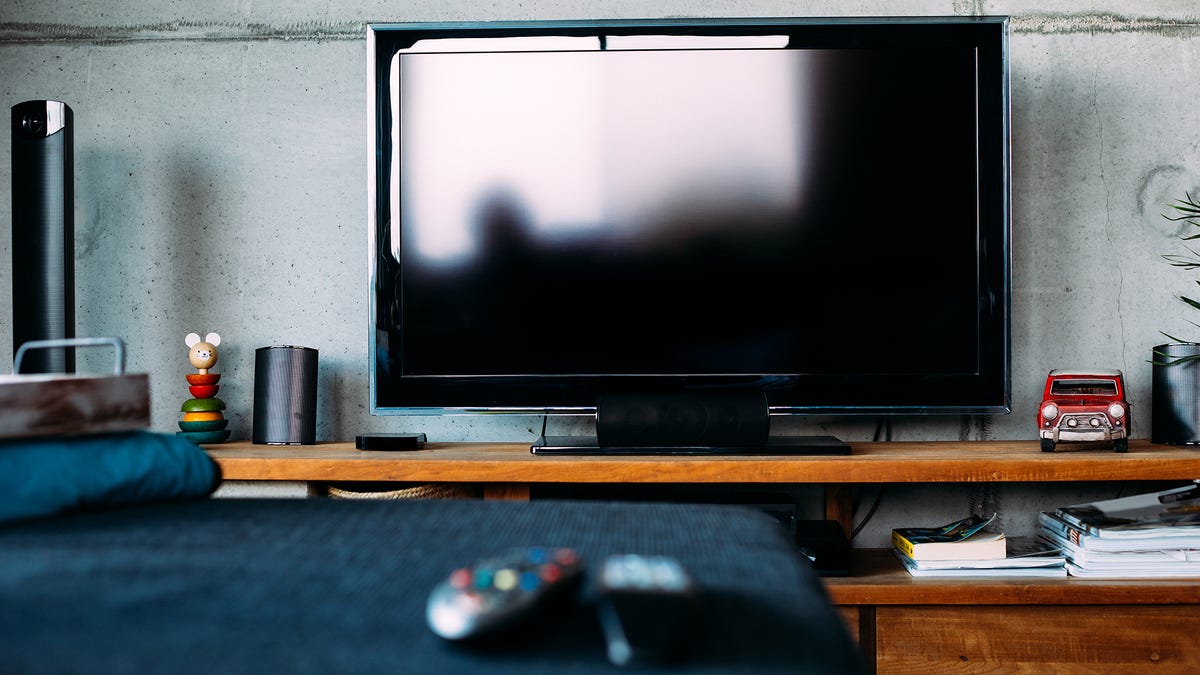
[[827, 549, 1200, 673]]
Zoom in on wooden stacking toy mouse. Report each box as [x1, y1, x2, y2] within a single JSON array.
[[177, 332, 231, 444]]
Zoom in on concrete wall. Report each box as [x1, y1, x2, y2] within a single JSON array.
[[2, 2, 1199, 545]]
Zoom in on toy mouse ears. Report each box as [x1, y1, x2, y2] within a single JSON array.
[[185, 332, 222, 347]]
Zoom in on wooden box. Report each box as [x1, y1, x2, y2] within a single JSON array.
[[0, 372, 151, 440]]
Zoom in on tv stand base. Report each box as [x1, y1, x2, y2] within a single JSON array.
[[530, 435, 850, 456]]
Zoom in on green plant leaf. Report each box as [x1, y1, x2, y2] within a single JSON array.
[[1164, 192, 1200, 222], [1167, 209, 1200, 219], [1164, 254, 1200, 268], [1150, 351, 1200, 366], [1155, 192, 1200, 350], [1149, 339, 1200, 366]]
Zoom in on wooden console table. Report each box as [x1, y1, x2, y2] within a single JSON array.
[[206, 439, 1200, 672], [208, 438, 1200, 532]]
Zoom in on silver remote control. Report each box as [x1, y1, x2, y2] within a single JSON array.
[[426, 546, 583, 640]]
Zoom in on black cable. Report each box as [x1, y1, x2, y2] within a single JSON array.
[[853, 418, 887, 518], [852, 491, 883, 540], [852, 417, 890, 540]]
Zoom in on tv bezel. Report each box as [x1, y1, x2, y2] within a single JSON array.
[[367, 16, 1012, 417]]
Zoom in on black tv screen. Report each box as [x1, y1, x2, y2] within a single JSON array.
[[368, 17, 1010, 415]]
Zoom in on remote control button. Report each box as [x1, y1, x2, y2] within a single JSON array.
[[457, 590, 484, 614], [539, 563, 562, 583], [494, 569, 518, 591], [449, 568, 471, 589], [520, 570, 540, 591], [473, 569, 493, 589]]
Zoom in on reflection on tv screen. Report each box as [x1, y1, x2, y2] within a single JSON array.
[[396, 47, 980, 377]]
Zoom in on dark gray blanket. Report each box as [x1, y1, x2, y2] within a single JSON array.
[[0, 498, 862, 674]]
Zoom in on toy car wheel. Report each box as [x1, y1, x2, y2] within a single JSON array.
[[1040, 438, 1055, 452], [1114, 438, 1128, 453]]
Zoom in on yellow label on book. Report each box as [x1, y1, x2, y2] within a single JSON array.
[[892, 530, 1006, 561], [892, 530, 916, 558]]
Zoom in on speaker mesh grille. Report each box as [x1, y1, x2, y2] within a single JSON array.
[[252, 346, 318, 444]]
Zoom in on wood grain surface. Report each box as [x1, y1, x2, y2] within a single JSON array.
[[206, 439, 1200, 484], [874, 605, 1200, 673]]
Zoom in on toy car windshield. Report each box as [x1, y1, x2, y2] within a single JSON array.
[[1049, 380, 1118, 396]]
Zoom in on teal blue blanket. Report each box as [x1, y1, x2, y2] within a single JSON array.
[[0, 431, 220, 525]]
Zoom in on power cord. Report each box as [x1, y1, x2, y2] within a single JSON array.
[[851, 417, 890, 540]]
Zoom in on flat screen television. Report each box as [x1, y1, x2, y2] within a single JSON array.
[[367, 17, 1011, 441]]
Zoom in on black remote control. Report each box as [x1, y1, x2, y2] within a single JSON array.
[[426, 546, 584, 640], [594, 554, 698, 666]]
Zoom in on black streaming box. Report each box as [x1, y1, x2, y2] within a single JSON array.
[[355, 433, 427, 451]]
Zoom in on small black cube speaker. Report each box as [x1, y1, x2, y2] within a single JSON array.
[[794, 520, 851, 577], [11, 100, 74, 374], [253, 346, 318, 445]]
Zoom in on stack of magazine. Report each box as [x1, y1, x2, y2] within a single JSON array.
[[892, 514, 1067, 578], [1038, 483, 1200, 578]]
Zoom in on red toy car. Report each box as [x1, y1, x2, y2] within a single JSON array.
[[1038, 369, 1130, 452]]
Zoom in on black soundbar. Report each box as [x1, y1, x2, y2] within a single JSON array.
[[530, 435, 850, 456]]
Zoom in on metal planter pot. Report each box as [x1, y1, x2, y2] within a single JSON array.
[[1151, 342, 1200, 444]]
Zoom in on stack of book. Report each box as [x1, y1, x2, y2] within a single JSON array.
[[1039, 483, 1200, 578], [892, 514, 1067, 578]]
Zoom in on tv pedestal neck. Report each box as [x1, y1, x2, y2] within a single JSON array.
[[530, 390, 849, 455]]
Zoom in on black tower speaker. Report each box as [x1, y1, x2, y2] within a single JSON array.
[[11, 100, 74, 374], [253, 346, 319, 445]]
